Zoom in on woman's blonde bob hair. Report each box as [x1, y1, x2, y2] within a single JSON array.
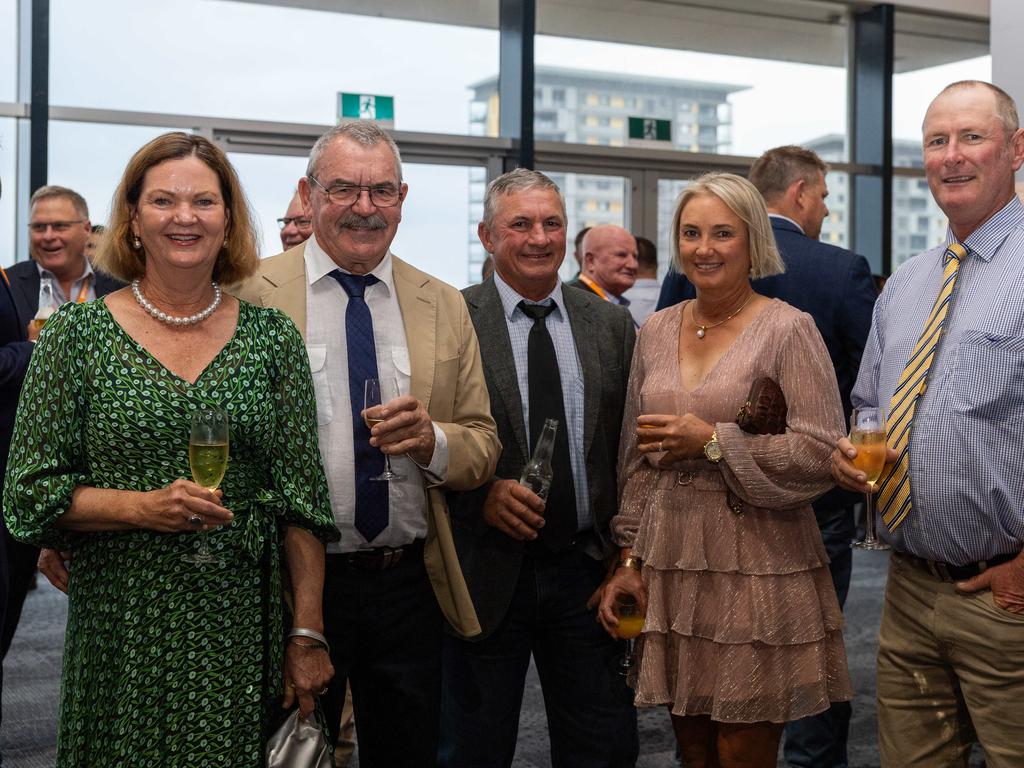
[[94, 132, 260, 284], [669, 172, 784, 281]]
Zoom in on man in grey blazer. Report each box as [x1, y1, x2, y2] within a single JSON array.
[[439, 169, 638, 768]]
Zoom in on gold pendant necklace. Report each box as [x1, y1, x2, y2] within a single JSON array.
[[693, 292, 754, 339]]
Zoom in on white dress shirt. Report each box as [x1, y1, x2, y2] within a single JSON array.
[[303, 236, 448, 553], [36, 260, 96, 305]]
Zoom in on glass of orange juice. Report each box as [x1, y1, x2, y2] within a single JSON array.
[[850, 407, 890, 551], [613, 594, 645, 676]]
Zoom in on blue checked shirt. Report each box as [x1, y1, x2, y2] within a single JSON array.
[[852, 196, 1024, 564], [493, 272, 592, 533]]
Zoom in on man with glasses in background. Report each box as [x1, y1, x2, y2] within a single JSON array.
[[238, 121, 499, 767], [4, 185, 122, 667], [278, 189, 313, 250]]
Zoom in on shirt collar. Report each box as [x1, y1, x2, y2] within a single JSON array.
[[768, 213, 805, 234], [303, 234, 394, 296], [946, 196, 1024, 264], [36, 258, 94, 283], [493, 270, 566, 322]]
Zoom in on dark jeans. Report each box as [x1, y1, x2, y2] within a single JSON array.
[[783, 504, 855, 768], [321, 546, 442, 768], [439, 545, 638, 768], [0, 531, 37, 659]]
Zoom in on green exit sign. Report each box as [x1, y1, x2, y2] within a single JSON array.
[[628, 117, 671, 142], [338, 93, 395, 127]]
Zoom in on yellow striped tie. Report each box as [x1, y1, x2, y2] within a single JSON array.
[[877, 242, 966, 532]]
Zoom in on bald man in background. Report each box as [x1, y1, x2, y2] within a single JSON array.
[[568, 225, 638, 317]]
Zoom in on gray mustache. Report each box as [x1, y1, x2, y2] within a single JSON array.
[[338, 213, 387, 231]]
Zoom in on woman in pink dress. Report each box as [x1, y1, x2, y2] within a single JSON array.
[[598, 173, 852, 768]]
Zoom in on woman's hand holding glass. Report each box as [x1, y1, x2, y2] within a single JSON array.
[[597, 562, 647, 639], [135, 478, 233, 533], [636, 412, 715, 467]]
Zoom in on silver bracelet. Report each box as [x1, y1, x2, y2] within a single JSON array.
[[288, 627, 330, 654]]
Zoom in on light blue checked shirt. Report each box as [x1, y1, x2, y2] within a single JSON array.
[[853, 196, 1024, 564], [493, 272, 592, 533]]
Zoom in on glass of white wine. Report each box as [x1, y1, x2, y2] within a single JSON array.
[[850, 407, 890, 551], [364, 378, 404, 482], [613, 594, 646, 676], [183, 407, 229, 566]]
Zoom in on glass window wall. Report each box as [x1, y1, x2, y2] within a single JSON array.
[[0, 0, 16, 103], [0, 118, 16, 266], [531, 1, 848, 159], [50, 0, 497, 137]]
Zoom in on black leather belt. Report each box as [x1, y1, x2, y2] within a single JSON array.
[[897, 551, 1017, 583], [330, 539, 423, 571]]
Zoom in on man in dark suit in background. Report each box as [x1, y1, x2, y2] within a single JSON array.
[[7, 185, 122, 322], [657, 145, 877, 768], [3, 184, 122, 662], [1, 177, 36, 768], [440, 169, 638, 768]]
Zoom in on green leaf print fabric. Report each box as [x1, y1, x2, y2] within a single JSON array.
[[3, 299, 339, 767]]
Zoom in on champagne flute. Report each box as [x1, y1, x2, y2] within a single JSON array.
[[850, 407, 891, 551], [364, 378, 404, 482], [613, 594, 646, 676], [183, 407, 229, 566]]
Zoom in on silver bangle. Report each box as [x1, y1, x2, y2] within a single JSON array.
[[288, 627, 330, 654]]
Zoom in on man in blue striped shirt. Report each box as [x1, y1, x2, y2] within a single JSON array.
[[833, 80, 1024, 767]]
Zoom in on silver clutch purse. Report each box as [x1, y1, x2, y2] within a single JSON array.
[[266, 704, 333, 768]]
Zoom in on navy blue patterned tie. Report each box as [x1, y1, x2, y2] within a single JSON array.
[[331, 270, 388, 542]]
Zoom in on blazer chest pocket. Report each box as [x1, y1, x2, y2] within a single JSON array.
[[306, 344, 333, 425], [947, 330, 1024, 424]]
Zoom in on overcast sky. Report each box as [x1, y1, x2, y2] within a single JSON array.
[[0, 0, 992, 279]]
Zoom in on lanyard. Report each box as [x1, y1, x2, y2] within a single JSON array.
[[73, 274, 92, 304], [578, 274, 612, 302]]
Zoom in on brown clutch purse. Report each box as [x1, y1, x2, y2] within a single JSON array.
[[727, 377, 787, 514], [735, 377, 787, 435]]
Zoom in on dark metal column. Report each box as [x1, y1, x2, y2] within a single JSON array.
[[498, 0, 535, 171], [848, 4, 894, 275], [29, 0, 49, 194]]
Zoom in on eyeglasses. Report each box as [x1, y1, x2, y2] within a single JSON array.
[[277, 216, 312, 230], [28, 219, 85, 234], [307, 175, 402, 208]]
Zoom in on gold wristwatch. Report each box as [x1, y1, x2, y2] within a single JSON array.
[[703, 430, 722, 464]]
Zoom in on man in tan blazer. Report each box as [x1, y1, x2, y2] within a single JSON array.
[[237, 122, 499, 767]]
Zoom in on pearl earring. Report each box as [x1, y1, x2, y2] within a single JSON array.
[[132, 236, 142, 249]]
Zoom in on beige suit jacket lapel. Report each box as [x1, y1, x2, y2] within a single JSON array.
[[392, 255, 436, 409], [246, 242, 309, 339]]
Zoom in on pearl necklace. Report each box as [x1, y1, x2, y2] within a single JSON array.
[[693, 292, 754, 339], [131, 279, 222, 326]]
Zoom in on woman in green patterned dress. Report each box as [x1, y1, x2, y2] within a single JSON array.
[[3, 132, 340, 767]]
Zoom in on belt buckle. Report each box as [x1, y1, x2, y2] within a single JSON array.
[[382, 548, 401, 569], [676, 471, 695, 487], [928, 560, 951, 581]]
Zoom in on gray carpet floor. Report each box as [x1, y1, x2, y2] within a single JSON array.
[[0, 549, 985, 767]]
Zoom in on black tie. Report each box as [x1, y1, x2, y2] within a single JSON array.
[[518, 301, 577, 551]]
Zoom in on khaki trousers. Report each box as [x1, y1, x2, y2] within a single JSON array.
[[877, 553, 1024, 768]]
